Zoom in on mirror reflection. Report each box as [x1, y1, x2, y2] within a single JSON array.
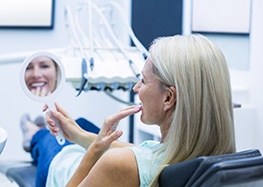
[[20, 51, 66, 145], [24, 56, 61, 97]]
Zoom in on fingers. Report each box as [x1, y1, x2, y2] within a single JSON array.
[[107, 130, 123, 143], [119, 105, 141, 112], [108, 105, 142, 129], [40, 87, 47, 97], [45, 112, 59, 135], [46, 112, 55, 127], [42, 105, 48, 112], [95, 130, 123, 150], [30, 87, 46, 97], [54, 102, 71, 118], [43, 103, 71, 122], [99, 105, 142, 140], [30, 88, 38, 96], [109, 105, 142, 123], [43, 102, 72, 129]]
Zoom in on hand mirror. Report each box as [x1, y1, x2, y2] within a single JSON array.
[[20, 51, 65, 145]]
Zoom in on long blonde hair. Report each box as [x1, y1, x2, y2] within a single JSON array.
[[149, 34, 236, 186]]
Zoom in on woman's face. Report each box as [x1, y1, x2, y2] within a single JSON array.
[[24, 56, 57, 96], [133, 58, 167, 125]]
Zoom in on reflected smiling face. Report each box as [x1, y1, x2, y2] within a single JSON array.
[[24, 56, 58, 96]]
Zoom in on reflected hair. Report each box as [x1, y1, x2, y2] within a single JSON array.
[[49, 56, 60, 90]]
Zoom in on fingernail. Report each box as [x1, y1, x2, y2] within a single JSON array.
[[135, 105, 142, 110], [116, 130, 122, 136]]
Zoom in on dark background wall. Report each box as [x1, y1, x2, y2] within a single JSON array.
[[131, 0, 183, 49]]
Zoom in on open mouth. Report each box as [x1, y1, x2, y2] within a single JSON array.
[[30, 82, 46, 88], [139, 103, 143, 110]]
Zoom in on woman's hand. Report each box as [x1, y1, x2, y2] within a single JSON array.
[[66, 105, 142, 187], [44, 103, 88, 144], [31, 87, 50, 97], [91, 105, 142, 152]]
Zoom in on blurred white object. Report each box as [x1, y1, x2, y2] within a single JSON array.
[[0, 127, 8, 155], [61, 1, 147, 94]]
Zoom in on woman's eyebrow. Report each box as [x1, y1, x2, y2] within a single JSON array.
[[39, 61, 49, 65]]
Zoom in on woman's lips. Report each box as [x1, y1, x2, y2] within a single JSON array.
[[139, 103, 143, 111]]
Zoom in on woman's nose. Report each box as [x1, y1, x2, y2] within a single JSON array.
[[32, 67, 41, 77], [133, 82, 140, 94]]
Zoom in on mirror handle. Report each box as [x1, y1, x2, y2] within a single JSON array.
[[50, 115, 66, 145], [48, 103, 66, 145]]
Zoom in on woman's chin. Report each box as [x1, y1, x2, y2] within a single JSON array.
[[140, 114, 147, 124], [139, 114, 144, 123]]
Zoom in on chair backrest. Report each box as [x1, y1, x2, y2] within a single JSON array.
[[0, 127, 8, 155], [159, 149, 261, 187], [192, 156, 263, 187]]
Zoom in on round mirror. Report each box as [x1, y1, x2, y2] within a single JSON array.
[[20, 51, 65, 101], [20, 51, 65, 145]]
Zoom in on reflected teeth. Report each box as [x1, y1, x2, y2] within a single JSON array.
[[31, 82, 45, 87]]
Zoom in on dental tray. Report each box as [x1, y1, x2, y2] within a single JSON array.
[[56, 47, 145, 92]]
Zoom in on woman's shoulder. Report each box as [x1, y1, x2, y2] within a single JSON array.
[[89, 148, 140, 187], [102, 148, 138, 172]]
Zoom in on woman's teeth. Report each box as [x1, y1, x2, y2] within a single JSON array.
[[31, 82, 45, 88]]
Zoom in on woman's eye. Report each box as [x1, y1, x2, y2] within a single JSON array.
[[41, 65, 50, 69], [26, 66, 32, 71], [141, 79, 145, 84]]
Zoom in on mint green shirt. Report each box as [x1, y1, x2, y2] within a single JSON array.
[[46, 141, 163, 187], [46, 144, 85, 187], [128, 141, 164, 187]]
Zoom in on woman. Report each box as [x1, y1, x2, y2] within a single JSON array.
[[24, 56, 58, 97], [23, 34, 236, 186]]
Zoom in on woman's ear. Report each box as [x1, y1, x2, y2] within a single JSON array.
[[164, 86, 176, 111]]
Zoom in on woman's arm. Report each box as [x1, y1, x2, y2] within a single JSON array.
[[46, 103, 135, 149], [79, 148, 140, 187], [66, 105, 142, 186]]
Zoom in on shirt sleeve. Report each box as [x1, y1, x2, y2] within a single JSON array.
[[46, 144, 86, 187], [128, 141, 163, 187]]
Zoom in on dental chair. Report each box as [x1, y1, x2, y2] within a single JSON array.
[[159, 149, 262, 187], [0, 126, 35, 187], [191, 156, 263, 187], [0, 161, 36, 187], [0, 149, 261, 187]]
